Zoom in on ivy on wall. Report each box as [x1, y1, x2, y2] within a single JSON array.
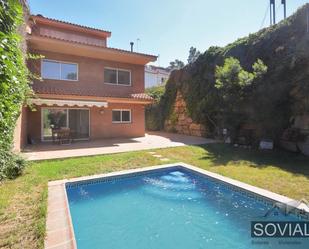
[[154, 4, 309, 141], [0, 0, 31, 179]]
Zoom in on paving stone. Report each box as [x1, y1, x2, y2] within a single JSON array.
[[153, 154, 163, 158]]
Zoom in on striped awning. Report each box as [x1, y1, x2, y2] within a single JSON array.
[[29, 98, 108, 108]]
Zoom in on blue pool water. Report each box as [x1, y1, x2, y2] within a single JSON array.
[[66, 167, 308, 249]]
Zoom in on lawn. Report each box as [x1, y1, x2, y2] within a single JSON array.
[[0, 144, 309, 248]]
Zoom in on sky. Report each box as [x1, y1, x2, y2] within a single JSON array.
[[28, 0, 308, 67]]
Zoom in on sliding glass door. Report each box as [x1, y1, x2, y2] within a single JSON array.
[[42, 108, 90, 141], [42, 109, 67, 140], [68, 109, 89, 139]]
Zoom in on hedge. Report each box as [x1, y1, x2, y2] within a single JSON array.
[[0, 0, 30, 179]]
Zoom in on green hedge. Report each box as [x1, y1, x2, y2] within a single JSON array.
[[145, 84, 166, 131], [0, 0, 30, 179]]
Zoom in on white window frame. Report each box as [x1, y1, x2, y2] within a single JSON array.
[[112, 109, 132, 123], [41, 59, 79, 81], [104, 67, 131, 86], [41, 107, 90, 142]]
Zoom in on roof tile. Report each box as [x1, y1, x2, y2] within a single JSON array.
[[31, 34, 157, 59], [33, 85, 153, 101], [32, 15, 111, 35]]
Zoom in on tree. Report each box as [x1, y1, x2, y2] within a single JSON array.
[[187, 47, 201, 64], [146, 84, 165, 102], [215, 57, 267, 92], [168, 59, 185, 70], [214, 57, 267, 134]]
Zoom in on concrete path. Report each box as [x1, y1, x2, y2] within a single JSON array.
[[22, 131, 217, 161]]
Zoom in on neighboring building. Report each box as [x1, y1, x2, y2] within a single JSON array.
[[145, 65, 170, 88], [14, 15, 157, 149]]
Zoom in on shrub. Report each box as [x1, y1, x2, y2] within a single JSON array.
[[146, 105, 162, 131], [0, 151, 26, 179], [0, 0, 30, 179], [145, 84, 166, 131]]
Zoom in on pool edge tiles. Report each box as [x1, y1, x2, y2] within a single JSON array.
[[45, 180, 77, 249], [45, 162, 309, 249]]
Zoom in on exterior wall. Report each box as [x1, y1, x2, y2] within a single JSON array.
[[27, 106, 41, 142], [13, 107, 28, 152], [26, 103, 145, 143], [39, 26, 106, 47], [32, 23, 107, 47], [90, 103, 145, 139], [28, 50, 145, 95], [145, 66, 170, 88]]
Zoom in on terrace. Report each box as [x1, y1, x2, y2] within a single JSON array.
[[22, 132, 215, 160]]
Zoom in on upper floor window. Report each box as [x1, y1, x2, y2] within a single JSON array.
[[104, 68, 131, 86], [42, 59, 78, 81]]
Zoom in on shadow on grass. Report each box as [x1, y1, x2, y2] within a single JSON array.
[[197, 143, 309, 178]]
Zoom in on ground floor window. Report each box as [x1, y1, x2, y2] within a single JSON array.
[[42, 108, 89, 141], [112, 109, 131, 123]]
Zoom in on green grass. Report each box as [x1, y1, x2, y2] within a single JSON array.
[[0, 144, 309, 248]]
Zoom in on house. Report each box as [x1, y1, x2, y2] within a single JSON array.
[[145, 65, 170, 88], [14, 14, 157, 150]]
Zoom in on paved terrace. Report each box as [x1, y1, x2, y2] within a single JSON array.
[[23, 131, 216, 161]]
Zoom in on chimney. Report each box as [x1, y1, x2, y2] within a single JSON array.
[[130, 42, 134, 52]]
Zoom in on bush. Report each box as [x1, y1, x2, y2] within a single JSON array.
[[145, 84, 166, 131], [146, 105, 162, 131], [0, 151, 26, 180], [0, 0, 30, 179]]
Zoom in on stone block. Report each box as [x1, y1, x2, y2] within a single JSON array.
[[186, 118, 193, 124], [179, 114, 186, 121]]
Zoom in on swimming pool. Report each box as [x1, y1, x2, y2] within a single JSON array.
[[65, 164, 309, 249]]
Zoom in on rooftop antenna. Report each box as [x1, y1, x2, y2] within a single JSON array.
[[269, 0, 273, 26], [307, 4, 309, 33], [270, 0, 276, 25], [282, 0, 287, 19], [136, 38, 140, 52]]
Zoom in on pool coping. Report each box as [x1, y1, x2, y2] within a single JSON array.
[[45, 162, 309, 249]]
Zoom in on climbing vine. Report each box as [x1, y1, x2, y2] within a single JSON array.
[[0, 0, 31, 179]]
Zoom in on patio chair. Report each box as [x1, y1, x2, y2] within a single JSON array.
[[58, 127, 72, 145]]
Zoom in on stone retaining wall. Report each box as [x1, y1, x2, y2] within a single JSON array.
[[164, 92, 207, 137]]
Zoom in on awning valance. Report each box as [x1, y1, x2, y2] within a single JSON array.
[[29, 98, 108, 108]]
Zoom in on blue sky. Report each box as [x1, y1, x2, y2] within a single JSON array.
[[28, 0, 308, 67]]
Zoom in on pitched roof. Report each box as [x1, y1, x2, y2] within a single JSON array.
[[33, 85, 153, 101], [31, 14, 111, 37], [34, 33, 157, 59]]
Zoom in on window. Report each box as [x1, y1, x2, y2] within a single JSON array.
[[42, 59, 78, 81], [42, 60, 60, 80], [112, 110, 131, 123], [118, 70, 131, 85], [104, 68, 131, 86], [104, 68, 117, 84]]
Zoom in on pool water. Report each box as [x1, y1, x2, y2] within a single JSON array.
[[66, 168, 307, 249]]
